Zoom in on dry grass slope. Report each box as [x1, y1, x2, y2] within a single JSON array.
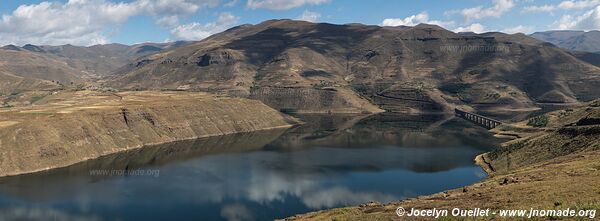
[[0, 91, 295, 177]]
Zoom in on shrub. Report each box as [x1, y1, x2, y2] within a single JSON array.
[[351, 84, 369, 94], [1, 101, 13, 108], [30, 95, 46, 103], [527, 115, 549, 127], [439, 82, 471, 94]]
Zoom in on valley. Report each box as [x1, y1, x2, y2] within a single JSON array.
[[1, 17, 600, 221], [283, 99, 600, 220]]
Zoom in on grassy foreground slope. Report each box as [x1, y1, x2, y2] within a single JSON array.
[[283, 100, 600, 220], [0, 91, 296, 177]]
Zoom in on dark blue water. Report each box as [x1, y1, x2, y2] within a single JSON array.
[[0, 114, 500, 221]]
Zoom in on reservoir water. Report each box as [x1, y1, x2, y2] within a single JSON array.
[[0, 114, 501, 221]]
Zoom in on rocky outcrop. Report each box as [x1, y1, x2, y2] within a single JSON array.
[[0, 91, 295, 177]]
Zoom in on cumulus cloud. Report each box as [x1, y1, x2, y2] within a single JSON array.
[[503, 25, 534, 34], [523, 0, 600, 13], [381, 12, 454, 27], [455, 0, 515, 21], [454, 23, 487, 33], [170, 12, 240, 40], [246, 0, 330, 10], [554, 5, 600, 30], [297, 10, 321, 22], [0, 0, 138, 46], [0, 0, 226, 46]]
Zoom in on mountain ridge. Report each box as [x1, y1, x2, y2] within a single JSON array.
[[104, 20, 600, 113], [530, 30, 600, 53]]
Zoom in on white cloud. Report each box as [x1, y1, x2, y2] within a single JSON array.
[[297, 10, 321, 22], [502, 25, 534, 34], [170, 12, 240, 40], [523, 0, 600, 13], [554, 5, 600, 30], [381, 11, 454, 28], [382, 12, 430, 26], [246, 0, 330, 10], [136, 0, 221, 28], [522, 5, 556, 13], [454, 23, 487, 33], [457, 0, 515, 21], [224, 0, 239, 7], [156, 15, 180, 27], [0, 0, 138, 46], [0, 0, 224, 46]]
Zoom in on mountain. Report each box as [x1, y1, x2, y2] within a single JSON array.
[[530, 30, 600, 53], [0, 47, 87, 84], [0, 41, 192, 95], [20, 41, 192, 77], [106, 20, 600, 113], [0, 71, 58, 96]]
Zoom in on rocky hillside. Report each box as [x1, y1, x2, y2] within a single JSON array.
[[0, 42, 192, 97], [26, 41, 192, 77], [0, 91, 295, 177], [0, 71, 59, 96], [483, 99, 600, 173], [531, 30, 600, 53], [106, 20, 600, 113]]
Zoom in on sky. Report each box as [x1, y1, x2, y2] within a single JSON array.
[[1, 0, 600, 46]]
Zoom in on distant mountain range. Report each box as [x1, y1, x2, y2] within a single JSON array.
[[0, 41, 191, 95], [530, 30, 600, 53], [3, 20, 600, 114]]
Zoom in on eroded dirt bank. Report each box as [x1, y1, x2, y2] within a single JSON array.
[[283, 100, 600, 221], [0, 91, 296, 177]]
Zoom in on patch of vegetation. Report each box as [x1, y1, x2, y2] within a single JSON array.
[[351, 84, 369, 94], [249, 81, 260, 91], [440, 82, 474, 102], [1, 101, 13, 108], [313, 80, 334, 88], [374, 83, 392, 94], [439, 82, 472, 94], [558, 109, 574, 118], [30, 94, 47, 103], [485, 92, 501, 100], [75, 84, 86, 91], [527, 115, 549, 127]]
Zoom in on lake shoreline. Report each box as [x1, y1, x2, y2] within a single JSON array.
[[282, 100, 600, 220]]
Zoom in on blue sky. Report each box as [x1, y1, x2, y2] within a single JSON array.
[[1, 0, 600, 46]]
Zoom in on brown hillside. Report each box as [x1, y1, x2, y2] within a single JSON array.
[[107, 20, 600, 113]]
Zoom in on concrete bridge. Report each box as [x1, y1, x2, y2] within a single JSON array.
[[454, 108, 502, 129]]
